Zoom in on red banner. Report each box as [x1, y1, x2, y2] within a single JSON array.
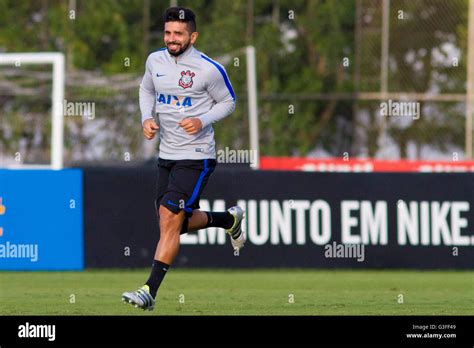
[[260, 157, 474, 172]]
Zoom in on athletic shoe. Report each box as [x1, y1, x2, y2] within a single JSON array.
[[122, 285, 155, 311], [226, 206, 246, 251]]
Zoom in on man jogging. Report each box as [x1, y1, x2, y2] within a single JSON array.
[[122, 7, 245, 311]]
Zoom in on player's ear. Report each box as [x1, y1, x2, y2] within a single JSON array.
[[190, 32, 198, 44]]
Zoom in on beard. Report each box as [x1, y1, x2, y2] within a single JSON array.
[[167, 40, 191, 57]]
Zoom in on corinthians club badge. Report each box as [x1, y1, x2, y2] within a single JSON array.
[[179, 70, 195, 89]]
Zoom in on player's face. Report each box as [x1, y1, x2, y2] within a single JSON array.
[[164, 22, 198, 57]]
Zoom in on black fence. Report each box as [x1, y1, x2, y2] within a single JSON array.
[[83, 165, 474, 269]]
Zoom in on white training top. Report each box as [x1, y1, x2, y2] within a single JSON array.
[[139, 45, 236, 160]]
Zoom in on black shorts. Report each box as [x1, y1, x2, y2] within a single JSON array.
[[155, 157, 216, 217]]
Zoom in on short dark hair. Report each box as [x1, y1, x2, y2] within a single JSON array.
[[164, 7, 197, 33]]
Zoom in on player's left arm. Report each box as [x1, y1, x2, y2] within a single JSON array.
[[180, 64, 236, 135]]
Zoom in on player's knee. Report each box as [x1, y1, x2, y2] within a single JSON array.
[[159, 205, 183, 229], [159, 205, 175, 221]]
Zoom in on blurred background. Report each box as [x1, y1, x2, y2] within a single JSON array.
[[1, 0, 472, 167], [1, 1, 474, 318]]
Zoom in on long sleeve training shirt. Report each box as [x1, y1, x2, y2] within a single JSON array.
[[139, 45, 236, 160]]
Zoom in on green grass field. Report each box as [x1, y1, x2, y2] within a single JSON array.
[[0, 269, 473, 315]]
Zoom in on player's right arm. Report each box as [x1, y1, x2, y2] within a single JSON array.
[[139, 55, 159, 140]]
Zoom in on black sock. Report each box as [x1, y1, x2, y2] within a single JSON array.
[[145, 260, 170, 298], [204, 211, 235, 229]]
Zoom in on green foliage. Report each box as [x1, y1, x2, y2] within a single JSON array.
[[0, 0, 470, 161]]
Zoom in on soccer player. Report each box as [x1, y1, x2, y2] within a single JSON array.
[[122, 7, 246, 311]]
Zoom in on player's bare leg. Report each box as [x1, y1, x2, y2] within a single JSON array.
[[154, 206, 185, 263], [122, 206, 184, 310], [187, 210, 208, 231]]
